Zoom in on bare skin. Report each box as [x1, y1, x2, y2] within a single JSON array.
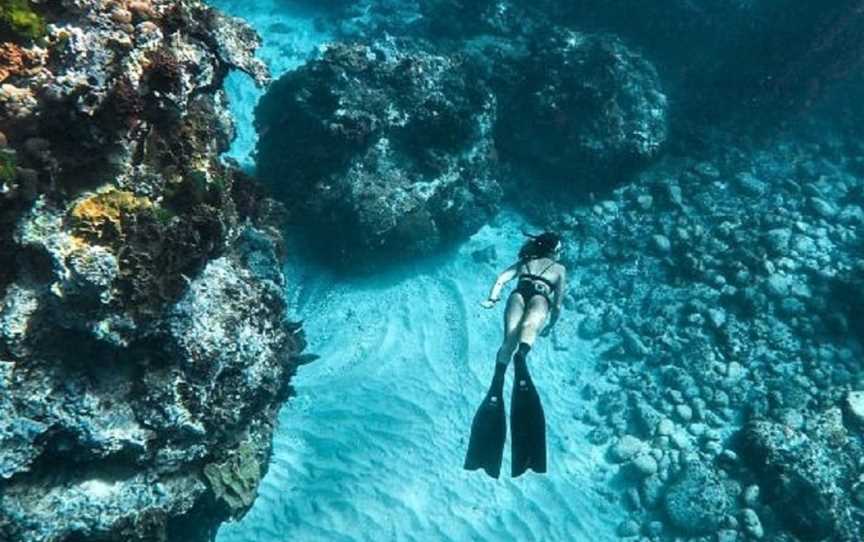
[[481, 248, 566, 365]]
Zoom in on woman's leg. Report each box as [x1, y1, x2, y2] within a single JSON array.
[[517, 296, 550, 347], [496, 293, 525, 366], [482, 294, 525, 402]]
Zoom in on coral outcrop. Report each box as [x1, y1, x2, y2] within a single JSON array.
[[492, 29, 667, 194], [0, 2, 304, 541], [742, 419, 860, 541], [255, 40, 501, 265]]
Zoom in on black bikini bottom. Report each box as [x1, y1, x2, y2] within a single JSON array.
[[513, 279, 552, 304]]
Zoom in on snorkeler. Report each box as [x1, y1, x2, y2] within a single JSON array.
[[464, 232, 566, 478]]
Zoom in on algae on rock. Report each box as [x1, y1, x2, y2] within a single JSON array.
[[204, 443, 262, 516], [0, 0, 45, 41]]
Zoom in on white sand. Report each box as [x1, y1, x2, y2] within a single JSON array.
[[216, 212, 624, 541]]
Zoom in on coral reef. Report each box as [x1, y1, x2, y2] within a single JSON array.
[[0, 1, 304, 541], [255, 39, 501, 265]]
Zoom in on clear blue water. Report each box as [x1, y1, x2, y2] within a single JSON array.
[[210, 2, 625, 540]]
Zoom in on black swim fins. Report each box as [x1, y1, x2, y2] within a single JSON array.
[[463, 392, 507, 479], [511, 355, 546, 477]]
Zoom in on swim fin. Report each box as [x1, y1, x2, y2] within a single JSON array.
[[511, 357, 546, 477], [463, 392, 507, 479]]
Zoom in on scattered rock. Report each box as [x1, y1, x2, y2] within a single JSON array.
[[631, 453, 659, 477], [652, 234, 671, 254], [663, 461, 731, 535], [611, 435, 645, 463], [742, 508, 765, 539], [734, 172, 767, 196]]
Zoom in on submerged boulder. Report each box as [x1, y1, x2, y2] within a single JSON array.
[[663, 460, 731, 535], [495, 29, 667, 193], [255, 40, 501, 265], [740, 420, 861, 541]]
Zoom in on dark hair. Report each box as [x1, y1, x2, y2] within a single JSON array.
[[518, 232, 561, 261]]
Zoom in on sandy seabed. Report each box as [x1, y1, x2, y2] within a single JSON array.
[[215, 213, 625, 542]]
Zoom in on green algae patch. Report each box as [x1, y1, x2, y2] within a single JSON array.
[[0, 150, 16, 184], [203, 443, 262, 517], [0, 0, 46, 41]]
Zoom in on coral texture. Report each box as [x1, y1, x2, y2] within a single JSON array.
[[0, 2, 303, 541], [255, 40, 501, 264]]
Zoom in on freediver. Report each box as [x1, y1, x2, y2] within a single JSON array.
[[464, 232, 567, 478]]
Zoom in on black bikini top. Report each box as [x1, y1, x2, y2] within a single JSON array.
[[518, 259, 556, 290]]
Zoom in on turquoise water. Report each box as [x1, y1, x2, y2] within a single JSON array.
[[216, 213, 623, 541], [205, 2, 864, 540], [210, 7, 624, 538]]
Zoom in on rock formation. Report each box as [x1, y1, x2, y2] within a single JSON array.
[[492, 28, 668, 193], [255, 40, 501, 265], [0, 2, 304, 541]]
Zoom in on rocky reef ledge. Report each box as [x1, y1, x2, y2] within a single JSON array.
[[0, 2, 304, 541]]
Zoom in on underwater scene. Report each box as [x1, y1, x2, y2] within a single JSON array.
[[1, 1, 864, 541]]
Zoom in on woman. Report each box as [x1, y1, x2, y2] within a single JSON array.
[[464, 232, 566, 478]]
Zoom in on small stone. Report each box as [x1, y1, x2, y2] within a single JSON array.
[[742, 508, 764, 539], [652, 234, 671, 253], [129, 1, 155, 19], [734, 172, 766, 196], [766, 273, 790, 297], [610, 435, 644, 463], [707, 308, 726, 329], [111, 8, 133, 24], [717, 529, 739, 542], [726, 361, 744, 380], [664, 462, 731, 535], [675, 404, 693, 422], [852, 480, 864, 507], [765, 228, 791, 254], [637, 194, 653, 210], [667, 184, 683, 206], [743, 484, 760, 507], [844, 391, 864, 426], [622, 327, 649, 357], [719, 449, 738, 467], [809, 197, 837, 219], [657, 418, 675, 436], [641, 475, 665, 507], [617, 520, 640, 537], [631, 453, 659, 477], [0, 131, 6, 147]]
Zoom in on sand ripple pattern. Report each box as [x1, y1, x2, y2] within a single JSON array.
[[216, 216, 624, 542]]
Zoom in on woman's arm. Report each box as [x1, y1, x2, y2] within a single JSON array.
[[542, 267, 566, 334], [553, 267, 566, 314], [481, 263, 518, 308]]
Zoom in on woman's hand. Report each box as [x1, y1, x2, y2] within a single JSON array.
[[480, 298, 499, 309]]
